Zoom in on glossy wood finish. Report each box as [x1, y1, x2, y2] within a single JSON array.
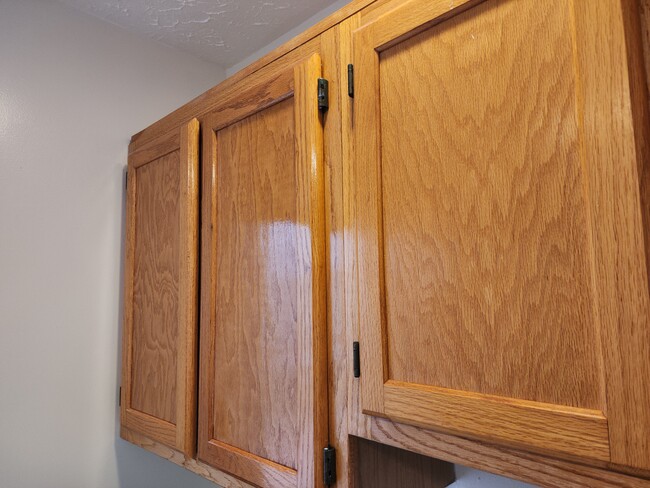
[[575, 0, 650, 470], [131, 149, 180, 424], [352, 0, 650, 470], [213, 97, 298, 471], [198, 54, 327, 488], [364, 418, 650, 488], [379, 2, 600, 408], [352, 437, 455, 488], [121, 119, 200, 455], [118, 0, 650, 485]]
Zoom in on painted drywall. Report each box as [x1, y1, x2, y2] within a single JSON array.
[[0, 1, 223, 487]]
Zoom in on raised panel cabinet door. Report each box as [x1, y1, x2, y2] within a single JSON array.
[[198, 54, 328, 488], [353, 0, 650, 470], [121, 119, 200, 456]]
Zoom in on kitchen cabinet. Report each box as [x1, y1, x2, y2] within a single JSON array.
[[350, 0, 650, 472], [197, 54, 329, 488], [119, 0, 650, 486], [352, 0, 650, 469], [120, 119, 200, 456]]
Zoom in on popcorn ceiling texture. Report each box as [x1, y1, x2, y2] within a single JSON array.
[[56, 0, 342, 67]]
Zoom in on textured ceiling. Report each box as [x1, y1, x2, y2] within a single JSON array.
[[57, 0, 342, 67]]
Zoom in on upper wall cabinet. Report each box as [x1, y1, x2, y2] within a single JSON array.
[[121, 119, 200, 456], [352, 0, 650, 470], [198, 53, 329, 488]]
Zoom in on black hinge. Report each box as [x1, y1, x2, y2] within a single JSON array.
[[323, 446, 336, 485], [318, 78, 329, 112], [119, 386, 122, 407], [353, 341, 360, 378], [125, 171, 128, 189], [347, 64, 354, 98]]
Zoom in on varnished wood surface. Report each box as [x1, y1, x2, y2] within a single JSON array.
[[213, 97, 299, 470], [293, 53, 329, 488], [320, 21, 354, 488], [198, 54, 328, 488], [378, 0, 601, 409], [573, 0, 650, 470], [176, 119, 201, 455], [118, 0, 650, 484], [384, 381, 609, 462], [351, 0, 650, 472], [121, 119, 200, 455], [365, 418, 650, 488], [131, 149, 180, 424], [123, 408, 176, 448], [353, 437, 455, 488]]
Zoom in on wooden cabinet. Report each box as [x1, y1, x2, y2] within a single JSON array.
[[350, 0, 650, 472], [197, 54, 329, 488], [121, 119, 200, 456], [119, 0, 650, 486]]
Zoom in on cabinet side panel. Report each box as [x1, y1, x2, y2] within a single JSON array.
[[213, 98, 299, 470], [378, 0, 603, 410], [131, 151, 181, 424]]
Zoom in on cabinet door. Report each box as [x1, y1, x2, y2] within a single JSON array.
[[353, 0, 650, 470], [121, 119, 200, 456], [198, 54, 328, 488]]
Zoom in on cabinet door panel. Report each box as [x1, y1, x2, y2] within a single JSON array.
[[213, 97, 299, 471], [353, 0, 650, 469], [121, 119, 200, 455], [199, 54, 328, 488]]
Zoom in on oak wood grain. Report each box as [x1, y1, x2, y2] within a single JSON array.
[[320, 21, 355, 488], [572, 0, 650, 471], [123, 408, 176, 448], [379, 0, 601, 408], [131, 149, 180, 424], [384, 381, 609, 462], [350, 0, 650, 469], [365, 418, 650, 488], [213, 96, 299, 471], [176, 118, 200, 455], [121, 119, 200, 456], [294, 53, 329, 488], [198, 54, 328, 488]]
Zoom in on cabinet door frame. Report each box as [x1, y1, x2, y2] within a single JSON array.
[[121, 119, 200, 456], [353, 0, 650, 468], [198, 53, 328, 488]]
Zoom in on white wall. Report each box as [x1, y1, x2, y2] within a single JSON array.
[[0, 1, 222, 487]]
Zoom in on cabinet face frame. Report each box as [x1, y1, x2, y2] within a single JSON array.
[[198, 53, 328, 488], [352, 0, 650, 469], [121, 119, 200, 456]]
